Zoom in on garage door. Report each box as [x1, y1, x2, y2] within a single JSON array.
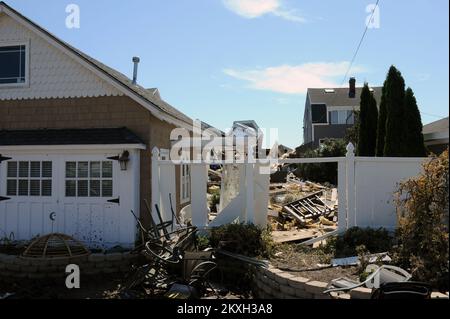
[[0, 154, 121, 248]]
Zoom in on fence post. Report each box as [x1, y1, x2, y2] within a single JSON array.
[[346, 143, 356, 229], [245, 162, 254, 224], [151, 147, 160, 222], [337, 159, 347, 232]]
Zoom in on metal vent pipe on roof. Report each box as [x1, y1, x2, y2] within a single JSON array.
[[132, 56, 140, 85]]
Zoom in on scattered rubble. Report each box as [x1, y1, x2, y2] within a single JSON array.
[[268, 176, 338, 245]]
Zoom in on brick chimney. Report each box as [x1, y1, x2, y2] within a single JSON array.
[[349, 77, 356, 98]]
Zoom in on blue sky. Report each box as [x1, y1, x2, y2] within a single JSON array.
[[5, 0, 449, 148]]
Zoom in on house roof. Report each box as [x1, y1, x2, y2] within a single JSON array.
[[0, 2, 193, 127], [422, 117, 449, 134], [0, 127, 145, 146], [308, 87, 383, 107]]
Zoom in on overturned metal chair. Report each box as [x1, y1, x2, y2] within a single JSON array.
[[165, 250, 218, 299], [124, 196, 198, 291]]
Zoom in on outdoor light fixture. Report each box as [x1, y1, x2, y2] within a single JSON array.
[[118, 150, 130, 171], [108, 150, 130, 171]]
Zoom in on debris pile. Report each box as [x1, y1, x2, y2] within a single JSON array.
[[268, 175, 338, 244]]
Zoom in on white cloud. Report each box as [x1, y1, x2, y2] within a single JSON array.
[[222, 0, 305, 22], [223, 62, 365, 94]]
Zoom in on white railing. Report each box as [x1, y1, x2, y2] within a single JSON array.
[[151, 144, 427, 232]]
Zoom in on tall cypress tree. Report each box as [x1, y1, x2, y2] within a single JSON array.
[[384, 66, 406, 156], [357, 83, 378, 156], [376, 83, 388, 156], [404, 87, 427, 156]]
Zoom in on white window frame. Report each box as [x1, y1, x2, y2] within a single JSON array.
[[64, 160, 113, 198], [0, 40, 30, 88], [6, 160, 52, 197]]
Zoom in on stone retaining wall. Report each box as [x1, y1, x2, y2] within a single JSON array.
[[0, 252, 139, 280], [253, 266, 449, 299]]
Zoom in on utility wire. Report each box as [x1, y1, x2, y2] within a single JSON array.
[[339, 0, 380, 88]]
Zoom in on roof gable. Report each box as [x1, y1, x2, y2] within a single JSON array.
[[0, 2, 193, 129], [307, 87, 383, 107]]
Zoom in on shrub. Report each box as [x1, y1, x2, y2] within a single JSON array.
[[295, 138, 347, 185], [209, 193, 220, 213], [209, 223, 274, 258], [394, 149, 449, 289], [326, 227, 394, 258]]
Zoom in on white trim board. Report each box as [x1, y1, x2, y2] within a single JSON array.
[[0, 144, 146, 152]]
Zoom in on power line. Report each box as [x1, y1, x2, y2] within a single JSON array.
[[340, 0, 380, 87]]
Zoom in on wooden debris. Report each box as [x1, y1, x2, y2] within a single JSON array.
[[282, 191, 335, 224], [271, 229, 318, 243]]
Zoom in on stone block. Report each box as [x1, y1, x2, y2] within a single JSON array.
[[287, 276, 309, 289], [274, 272, 295, 285], [105, 253, 123, 262], [88, 253, 105, 262], [304, 280, 328, 294], [295, 289, 314, 299], [280, 284, 295, 296]]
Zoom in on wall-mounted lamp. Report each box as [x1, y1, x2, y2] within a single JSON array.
[[108, 150, 130, 171], [118, 150, 130, 171]]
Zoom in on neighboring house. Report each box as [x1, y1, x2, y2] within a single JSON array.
[[0, 2, 196, 248], [423, 117, 449, 154], [303, 78, 382, 148]]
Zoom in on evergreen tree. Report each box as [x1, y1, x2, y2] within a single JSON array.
[[384, 66, 406, 156], [376, 83, 388, 156], [404, 87, 427, 156], [357, 83, 378, 156]]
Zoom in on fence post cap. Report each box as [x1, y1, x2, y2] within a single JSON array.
[[346, 143, 355, 155], [152, 147, 160, 157]]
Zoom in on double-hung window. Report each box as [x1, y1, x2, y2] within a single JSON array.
[[6, 161, 52, 196], [0, 43, 27, 85], [329, 110, 355, 125]]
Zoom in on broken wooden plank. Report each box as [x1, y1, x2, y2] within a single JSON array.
[[271, 230, 317, 243]]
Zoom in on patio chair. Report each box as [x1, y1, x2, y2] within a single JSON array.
[[165, 250, 218, 299], [323, 264, 412, 295], [371, 281, 432, 299]]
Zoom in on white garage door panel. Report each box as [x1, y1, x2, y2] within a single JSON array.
[[30, 202, 44, 238], [4, 202, 18, 238], [43, 203, 58, 235], [63, 203, 78, 238], [103, 203, 120, 244], [18, 202, 31, 240], [76, 204, 91, 243], [90, 203, 104, 245], [0, 150, 138, 248]]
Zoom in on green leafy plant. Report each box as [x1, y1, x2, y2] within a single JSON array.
[[209, 193, 220, 213], [196, 235, 210, 251], [209, 223, 274, 258], [394, 149, 449, 289], [325, 227, 393, 258]]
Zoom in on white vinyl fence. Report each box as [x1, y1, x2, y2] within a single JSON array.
[[151, 143, 427, 232]]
